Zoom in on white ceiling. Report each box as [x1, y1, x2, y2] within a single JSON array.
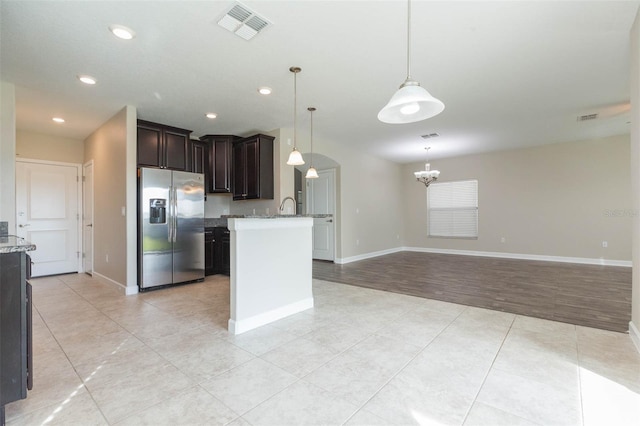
[[1, 0, 637, 164]]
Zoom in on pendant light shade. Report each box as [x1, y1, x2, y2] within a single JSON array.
[[378, 79, 445, 124], [305, 107, 318, 179], [378, 0, 444, 124], [305, 167, 319, 179], [287, 148, 304, 166], [287, 66, 305, 166]]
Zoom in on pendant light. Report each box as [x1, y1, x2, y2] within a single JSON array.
[[305, 107, 319, 179], [378, 0, 444, 124], [286, 66, 305, 166]]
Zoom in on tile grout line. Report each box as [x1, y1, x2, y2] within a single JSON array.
[[458, 312, 517, 426], [339, 303, 471, 425], [232, 321, 379, 423], [23, 276, 112, 425]]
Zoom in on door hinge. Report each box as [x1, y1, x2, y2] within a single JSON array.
[[82, 176, 86, 182], [77, 251, 80, 259]]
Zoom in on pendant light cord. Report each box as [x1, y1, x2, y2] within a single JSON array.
[[293, 71, 297, 148], [310, 109, 314, 166], [406, 0, 411, 80]]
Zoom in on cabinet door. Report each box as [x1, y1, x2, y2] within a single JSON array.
[[164, 130, 188, 171], [221, 231, 230, 276], [137, 125, 162, 168], [232, 142, 247, 200], [204, 230, 215, 276], [212, 138, 231, 193], [190, 140, 208, 177], [245, 139, 260, 199]]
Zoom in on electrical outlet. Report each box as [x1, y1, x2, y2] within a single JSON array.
[[105, 254, 109, 263], [356, 239, 360, 246], [500, 237, 506, 243], [602, 241, 608, 248]]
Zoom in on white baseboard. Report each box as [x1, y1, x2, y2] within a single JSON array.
[[335, 247, 404, 265], [93, 271, 138, 295], [334, 246, 630, 267], [630, 321, 640, 354], [228, 297, 314, 335], [403, 247, 632, 267]]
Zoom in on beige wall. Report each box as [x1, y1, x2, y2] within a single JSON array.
[[84, 107, 131, 288], [300, 132, 405, 261], [16, 130, 84, 164], [404, 135, 632, 262], [0, 81, 16, 232], [630, 8, 640, 338]]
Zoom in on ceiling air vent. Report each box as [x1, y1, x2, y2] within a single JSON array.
[[577, 113, 598, 122], [218, 3, 271, 41], [421, 133, 440, 139]]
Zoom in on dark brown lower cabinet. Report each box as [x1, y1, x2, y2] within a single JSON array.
[[205, 229, 216, 276], [204, 227, 230, 276], [1, 252, 32, 424]]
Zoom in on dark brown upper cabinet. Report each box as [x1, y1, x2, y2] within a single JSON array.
[[232, 134, 274, 200], [189, 139, 208, 172], [200, 135, 236, 194], [137, 119, 191, 171]]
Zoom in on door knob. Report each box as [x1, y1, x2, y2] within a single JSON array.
[[19, 224, 31, 227], [327, 219, 333, 223]]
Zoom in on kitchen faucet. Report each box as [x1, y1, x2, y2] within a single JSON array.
[[279, 196, 297, 215]]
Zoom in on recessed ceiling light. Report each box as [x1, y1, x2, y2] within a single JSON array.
[[258, 87, 272, 95], [52, 117, 65, 123], [77, 75, 97, 85], [109, 24, 135, 40], [206, 113, 217, 119]]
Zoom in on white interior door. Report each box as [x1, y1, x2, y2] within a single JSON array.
[[307, 168, 335, 261], [83, 161, 94, 275], [16, 160, 81, 277]]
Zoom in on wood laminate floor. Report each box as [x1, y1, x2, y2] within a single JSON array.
[[313, 251, 632, 333]]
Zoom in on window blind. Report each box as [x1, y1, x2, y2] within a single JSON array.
[[428, 180, 478, 238]]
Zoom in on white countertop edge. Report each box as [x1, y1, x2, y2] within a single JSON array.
[[228, 216, 313, 231]]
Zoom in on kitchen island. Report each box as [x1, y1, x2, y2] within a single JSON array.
[[227, 216, 314, 334]]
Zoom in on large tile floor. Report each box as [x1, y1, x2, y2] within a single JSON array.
[[5, 274, 640, 426]]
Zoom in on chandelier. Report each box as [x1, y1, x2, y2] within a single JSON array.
[[414, 147, 440, 187]]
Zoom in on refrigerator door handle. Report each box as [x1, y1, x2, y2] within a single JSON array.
[[168, 186, 174, 243], [172, 187, 178, 243]]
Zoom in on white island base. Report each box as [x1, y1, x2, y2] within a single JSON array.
[[227, 217, 314, 335]]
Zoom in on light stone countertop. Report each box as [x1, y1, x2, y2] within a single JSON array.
[[0, 236, 36, 253]]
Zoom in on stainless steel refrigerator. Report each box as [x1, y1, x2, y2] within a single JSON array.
[[138, 167, 205, 290]]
